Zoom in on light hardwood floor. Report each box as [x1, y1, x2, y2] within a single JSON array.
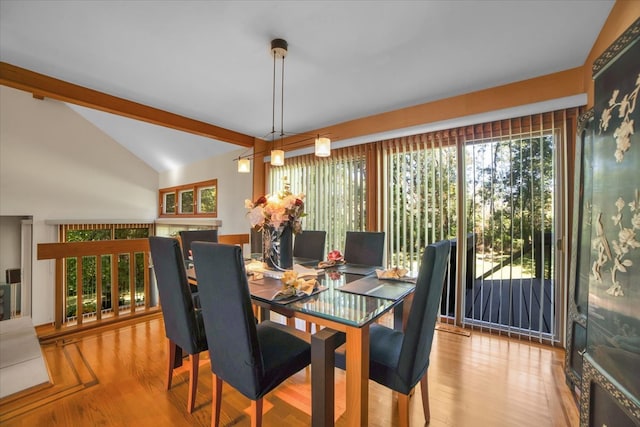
[[0, 315, 579, 426]]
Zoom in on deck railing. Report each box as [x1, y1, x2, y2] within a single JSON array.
[[37, 238, 154, 330]]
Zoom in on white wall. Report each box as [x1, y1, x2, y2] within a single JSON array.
[[159, 148, 253, 235], [0, 86, 159, 325]]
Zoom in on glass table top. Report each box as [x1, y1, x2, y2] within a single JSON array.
[[251, 272, 405, 328]]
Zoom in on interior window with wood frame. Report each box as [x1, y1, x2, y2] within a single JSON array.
[[159, 179, 217, 218]]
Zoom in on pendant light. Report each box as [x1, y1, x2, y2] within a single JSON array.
[[237, 157, 251, 173], [270, 38, 287, 166], [237, 38, 333, 173], [315, 136, 331, 157]]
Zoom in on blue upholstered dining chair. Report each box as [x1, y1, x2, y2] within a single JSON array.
[[178, 229, 218, 260], [293, 230, 326, 261], [343, 231, 385, 266], [336, 239, 451, 427], [148, 236, 208, 414], [191, 242, 311, 427]]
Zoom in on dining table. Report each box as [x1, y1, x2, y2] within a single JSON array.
[[187, 262, 416, 427]]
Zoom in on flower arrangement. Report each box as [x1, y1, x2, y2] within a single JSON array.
[[245, 179, 305, 233]]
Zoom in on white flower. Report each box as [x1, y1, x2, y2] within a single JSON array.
[[248, 206, 265, 228], [632, 213, 640, 230], [615, 197, 626, 212]]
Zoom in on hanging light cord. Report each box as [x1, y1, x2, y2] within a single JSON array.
[[272, 50, 276, 138], [280, 55, 285, 138]]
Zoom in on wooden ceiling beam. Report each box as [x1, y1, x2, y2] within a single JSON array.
[[0, 62, 254, 148]]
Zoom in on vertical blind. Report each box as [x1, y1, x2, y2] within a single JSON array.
[[268, 145, 368, 253], [374, 108, 580, 342], [378, 134, 459, 271]]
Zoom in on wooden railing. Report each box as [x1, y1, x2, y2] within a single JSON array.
[[38, 238, 153, 330], [37, 234, 250, 332]]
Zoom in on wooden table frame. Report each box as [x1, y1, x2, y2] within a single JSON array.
[[253, 294, 412, 427]]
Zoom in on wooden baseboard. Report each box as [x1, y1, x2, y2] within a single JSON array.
[[36, 309, 162, 344]]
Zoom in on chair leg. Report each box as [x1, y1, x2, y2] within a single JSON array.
[[166, 340, 177, 390], [420, 372, 430, 423], [251, 399, 263, 427], [187, 353, 199, 413], [305, 322, 313, 333], [398, 392, 410, 427], [211, 374, 222, 427]]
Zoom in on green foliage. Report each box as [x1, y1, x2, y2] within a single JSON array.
[[181, 190, 194, 213], [466, 136, 555, 254], [64, 227, 149, 319], [200, 187, 217, 213]]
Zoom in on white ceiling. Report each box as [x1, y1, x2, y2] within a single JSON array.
[[0, 1, 615, 172]]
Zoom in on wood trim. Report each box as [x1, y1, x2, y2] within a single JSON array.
[[37, 239, 150, 259], [36, 309, 162, 344], [0, 61, 254, 147], [158, 178, 218, 218], [583, 1, 640, 108], [253, 138, 268, 199], [54, 258, 64, 329], [270, 67, 584, 153], [218, 234, 250, 245]]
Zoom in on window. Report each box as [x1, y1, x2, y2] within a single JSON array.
[[163, 193, 176, 214], [198, 185, 217, 213], [159, 179, 217, 218], [179, 190, 194, 213]]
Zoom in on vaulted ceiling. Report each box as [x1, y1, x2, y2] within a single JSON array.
[[0, 1, 615, 172]]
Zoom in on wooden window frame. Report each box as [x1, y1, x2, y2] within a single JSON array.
[[159, 179, 217, 218]]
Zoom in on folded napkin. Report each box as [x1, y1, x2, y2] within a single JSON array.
[[245, 259, 266, 274], [376, 267, 410, 279], [292, 264, 323, 277], [272, 270, 318, 300]]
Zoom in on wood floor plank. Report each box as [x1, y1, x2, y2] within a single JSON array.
[[0, 316, 578, 426]]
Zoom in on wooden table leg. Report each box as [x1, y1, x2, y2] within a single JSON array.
[[345, 326, 369, 426], [393, 301, 404, 331], [311, 328, 346, 427]]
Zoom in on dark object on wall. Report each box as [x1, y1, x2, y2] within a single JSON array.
[[6, 268, 20, 284], [573, 18, 640, 426]]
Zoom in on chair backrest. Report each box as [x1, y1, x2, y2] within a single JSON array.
[[343, 231, 385, 266], [191, 242, 264, 398], [148, 236, 205, 354], [250, 228, 263, 255], [293, 230, 326, 260], [396, 239, 451, 386], [179, 229, 218, 260]]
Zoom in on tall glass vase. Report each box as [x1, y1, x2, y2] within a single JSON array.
[[262, 224, 293, 270]]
